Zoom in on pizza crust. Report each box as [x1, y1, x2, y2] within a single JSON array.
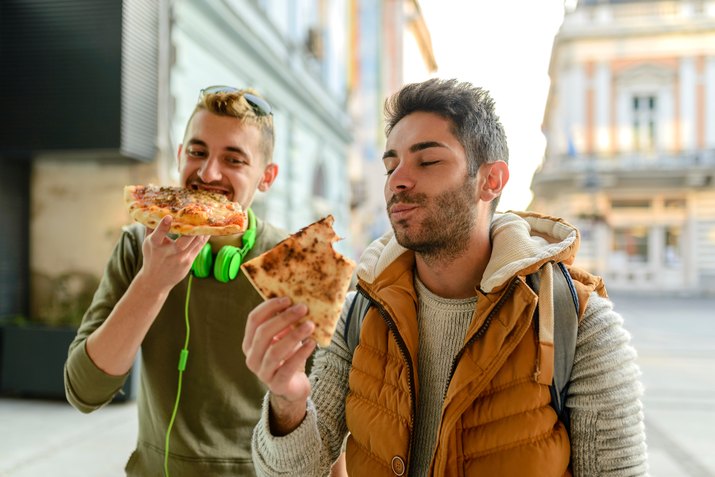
[[241, 215, 356, 347], [124, 185, 247, 236]]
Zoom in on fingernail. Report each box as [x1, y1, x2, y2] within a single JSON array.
[[289, 304, 307, 314]]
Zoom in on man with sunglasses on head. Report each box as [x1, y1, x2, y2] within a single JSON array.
[[64, 86, 290, 476]]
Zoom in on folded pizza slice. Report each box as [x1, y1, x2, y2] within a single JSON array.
[[241, 215, 356, 347]]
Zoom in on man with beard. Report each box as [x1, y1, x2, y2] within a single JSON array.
[[243, 79, 648, 476]]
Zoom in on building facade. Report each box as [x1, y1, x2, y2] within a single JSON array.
[[532, 0, 715, 294]]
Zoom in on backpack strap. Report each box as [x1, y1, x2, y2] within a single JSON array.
[[528, 262, 579, 429], [553, 263, 579, 408], [343, 290, 369, 354]]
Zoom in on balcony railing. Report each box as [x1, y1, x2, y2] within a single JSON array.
[[576, 1, 688, 20], [561, 0, 715, 35], [538, 149, 715, 174]]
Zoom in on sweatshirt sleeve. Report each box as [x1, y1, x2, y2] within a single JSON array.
[[64, 225, 144, 413], [251, 293, 355, 476], [567, 293, 649, 476]]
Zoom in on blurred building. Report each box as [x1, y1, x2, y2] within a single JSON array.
[[0, 0, 434, 324], [532, 0, 715, 294], [347, 0, 437, 255]]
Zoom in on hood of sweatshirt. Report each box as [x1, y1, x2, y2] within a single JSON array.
[[356, 211, 580, 294]]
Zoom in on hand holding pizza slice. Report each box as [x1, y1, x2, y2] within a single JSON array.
[[241, 215, 356, 347]]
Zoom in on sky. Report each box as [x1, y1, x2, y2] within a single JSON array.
[[413, 0, 568, 211]]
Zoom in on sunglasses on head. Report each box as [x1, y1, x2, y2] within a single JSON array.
[[199, 85, 273, 116]]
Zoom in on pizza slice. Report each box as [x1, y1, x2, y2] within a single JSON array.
[[241, 215, 356, 347], [124, 184, 247, 235]]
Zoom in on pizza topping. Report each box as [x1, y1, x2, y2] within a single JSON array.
[[241, 215, 356, 347], [124, 184, 247, 235]]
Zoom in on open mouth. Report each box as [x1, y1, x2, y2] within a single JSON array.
[[189, 183, 232, 198]]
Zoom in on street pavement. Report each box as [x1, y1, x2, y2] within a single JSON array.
[[0, 293, 713, 476], [611, 292, 715, 477], [0, 397, 135, 476]]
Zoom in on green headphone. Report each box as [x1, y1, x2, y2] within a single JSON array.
[[190, 208, 257, 282]]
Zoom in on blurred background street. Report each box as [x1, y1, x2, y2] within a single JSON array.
[[615, 293, 715, 477], [2, 0, 715, 475], [1, 292, 713, 476]]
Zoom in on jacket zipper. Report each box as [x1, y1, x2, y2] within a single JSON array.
[[426, 277, 526, 473], [355, 284, 416, 475], [442, 277, 521, 401]]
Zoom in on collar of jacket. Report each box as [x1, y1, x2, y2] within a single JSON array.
[[356, 211, 580, 295]]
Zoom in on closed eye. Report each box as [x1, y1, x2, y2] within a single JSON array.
[[383, 160, 397, 176]]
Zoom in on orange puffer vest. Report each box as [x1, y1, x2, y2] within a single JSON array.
[[344, 250, 594, 476]]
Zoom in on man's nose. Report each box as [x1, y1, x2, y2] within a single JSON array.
[[386, 162, 414, 193], [198, 156, 222, 183]]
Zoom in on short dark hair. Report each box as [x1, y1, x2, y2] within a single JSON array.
[[384, 78, 509, 179]]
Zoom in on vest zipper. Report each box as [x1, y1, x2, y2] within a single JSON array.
[[442, 277, 521, 401], [355, 284, 416, 476]]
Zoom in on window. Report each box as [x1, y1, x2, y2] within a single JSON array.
[[611, 198, 651, 209], [632, 94, 657, 151], [312, 162, 326, 199], [664, 226, 682, 267], [612, 226, 649, 264], [664, 198, 686, 210]]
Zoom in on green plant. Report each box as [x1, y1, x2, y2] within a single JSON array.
[[0, 315, 28, 327]]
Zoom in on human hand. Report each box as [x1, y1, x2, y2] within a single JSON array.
[[243, 297, 316, 406], [139, 215, 209, 291]]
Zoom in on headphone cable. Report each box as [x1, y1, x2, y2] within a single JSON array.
[[164, 273, 193, 477]]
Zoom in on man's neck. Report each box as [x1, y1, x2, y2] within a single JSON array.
[[414, 233, 492, 299], [208, 233, 244, 253]]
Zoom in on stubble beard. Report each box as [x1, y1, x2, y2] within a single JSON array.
[[388, 176, 478, 265]]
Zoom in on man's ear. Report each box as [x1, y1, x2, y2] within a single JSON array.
[[258, 163, 279, 192], [176, 144, 184, 174], [478, 160, 509, 202]]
